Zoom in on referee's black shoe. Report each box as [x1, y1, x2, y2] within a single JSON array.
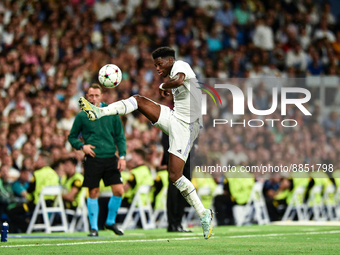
[[105, 223, 124, 235], [88, 229, 98, 237]]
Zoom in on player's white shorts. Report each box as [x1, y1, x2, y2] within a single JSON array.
[[153, 104, 200, 162]]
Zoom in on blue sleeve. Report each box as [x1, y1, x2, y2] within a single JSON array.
[[12, 181, 25, 196]]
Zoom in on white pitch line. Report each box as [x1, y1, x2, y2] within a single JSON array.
[[225, 230, 340, 239], [1, 230, 340, 249], [0, 237, 202, 248]]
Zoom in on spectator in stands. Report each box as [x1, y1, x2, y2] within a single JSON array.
[[12, 167, 31, 201], [253, 16, 274, 51], [234, 0, 251, 27], [25, 152, 59, 210], [3, 91, 33, 119], [61, 157, 84, 211], [122, 149, 154, 208], [307, 50, 324, 75], [215, 1, 234, 27], [263, 174, 291, 221], [285, 41, 308, 73], [314, 19, 336, 43], [323, 110, 340, 138]]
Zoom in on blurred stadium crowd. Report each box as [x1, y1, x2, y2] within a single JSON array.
[[1, 0, 340, 230]]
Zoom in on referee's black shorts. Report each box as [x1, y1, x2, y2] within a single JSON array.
[[83, 156, 122, 189]]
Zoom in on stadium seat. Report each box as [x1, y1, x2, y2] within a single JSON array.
[[335, 186, 340, 220], [306, 185, 327, 221], [27, 186, 68, 233], [233, 182, 270, 226], [118, 185, 155, 230], [282, 186, 307, 221], [65, 189, 89, 233], [323, 184, 337, 221]]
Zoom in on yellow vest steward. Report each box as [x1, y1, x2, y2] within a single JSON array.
[[128, 165, 154, 204], [192, 173, 217, 208], [333, 169, 340, 187], [225, 170, 255, 205], [61, 173, 84, 207], [30, 166, 59, 204], [152, 170, 169, 210], [286, 172, 310, 205]]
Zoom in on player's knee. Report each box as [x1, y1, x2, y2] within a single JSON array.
[[168, 171, 181, 183], [133, 94, 143, 104]]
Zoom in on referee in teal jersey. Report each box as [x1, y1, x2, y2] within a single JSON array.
[[69, 83, 126, 236]]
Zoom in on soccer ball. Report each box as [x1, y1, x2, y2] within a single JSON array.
[[98, 64, 122, 88]]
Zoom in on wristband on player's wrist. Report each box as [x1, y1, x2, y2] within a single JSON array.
[[119, 156, 126, 160], [159, 83, 166, 91], [80, 145, 84, 151]]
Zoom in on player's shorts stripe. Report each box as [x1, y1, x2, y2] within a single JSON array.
[[183, 123, 194, 157]]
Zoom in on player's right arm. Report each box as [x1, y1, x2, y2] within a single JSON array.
[[159, 73, 185, 97]]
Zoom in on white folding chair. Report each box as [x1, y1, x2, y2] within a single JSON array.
[[118, 185, 155, 230], [65, 189, 89, 233], [335, 186, 340, 220], [282, 186, 307, 221], [306, 185, 327, 221], [323, 185, 337, 221], [234, 182, 270, 226], [27, 186, 68, 233]]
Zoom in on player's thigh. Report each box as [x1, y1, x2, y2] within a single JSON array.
[[134, 95, 161, 124], [168, 117, 200, 162], [102, 156, 122, 186], [153, 104, 171, 135], [83, 156, 104, 189]]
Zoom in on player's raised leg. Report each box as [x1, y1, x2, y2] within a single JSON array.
[[169, 154, 213, 240], [79, 95, 160, 123]]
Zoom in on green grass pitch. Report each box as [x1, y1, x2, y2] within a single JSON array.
[[1, 225, 340, 254]]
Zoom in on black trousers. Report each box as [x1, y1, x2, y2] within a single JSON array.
[[213, 194, 236, 226], [167, 159, 191, 228]]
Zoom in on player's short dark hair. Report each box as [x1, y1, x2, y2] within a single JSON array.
[[152, 47, 176, 60], [88, 83, 102, 93]]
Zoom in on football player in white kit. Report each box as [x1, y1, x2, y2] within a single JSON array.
[[79, 47, 213, 239]]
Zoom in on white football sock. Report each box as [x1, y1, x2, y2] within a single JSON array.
[[174, 176, 206, 219], [100, 96, 138, 116]]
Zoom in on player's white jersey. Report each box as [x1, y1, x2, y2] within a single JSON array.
[[169, 60, 202, 125]]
